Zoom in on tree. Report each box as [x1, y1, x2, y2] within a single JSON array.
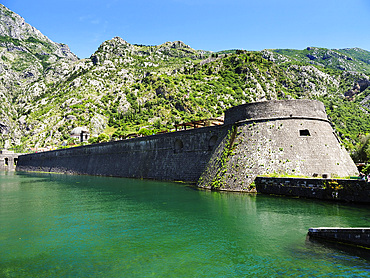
[[88, 136, 99, 144], [351, 134, 370, 163], [138, 128, 153, 136], [98, 133, 110, 143]]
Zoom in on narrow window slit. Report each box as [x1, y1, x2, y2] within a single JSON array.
[[299, 129, 310, 136]]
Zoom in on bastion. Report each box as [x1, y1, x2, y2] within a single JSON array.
[[16, 100, 358, 191], [198, 99, 358, 190]]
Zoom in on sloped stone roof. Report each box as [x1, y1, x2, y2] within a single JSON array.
[[70, 127, 89, 136]]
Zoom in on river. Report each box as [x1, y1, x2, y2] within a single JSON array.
[[0, 171, 369, 277]]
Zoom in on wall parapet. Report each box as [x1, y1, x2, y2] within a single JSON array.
[[224, 99, 327, 125], [233, 116, 332, 126]]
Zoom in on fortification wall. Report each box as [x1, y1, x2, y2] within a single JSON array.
[[17, 100, 358, 191], [198, 100, 358, 191], [17, 125, 228, 182]]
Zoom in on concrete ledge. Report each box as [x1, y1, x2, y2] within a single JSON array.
[[308, 227, 370, 248], [255, 177, 370, 204]]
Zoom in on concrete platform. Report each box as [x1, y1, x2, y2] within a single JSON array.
[[308, 227, 370, 248], [255, 177, 370, 204]]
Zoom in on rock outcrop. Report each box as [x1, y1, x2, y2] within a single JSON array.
[[1, 3, 370, 152]]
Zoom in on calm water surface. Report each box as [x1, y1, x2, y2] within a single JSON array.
[[0, 171, 369, 277]]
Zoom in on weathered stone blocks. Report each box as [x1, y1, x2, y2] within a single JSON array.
[[198, 100, 358, 191], [17, 100, 359, 191], [17, 125, 227, 182], [255, 177, 370, 203]]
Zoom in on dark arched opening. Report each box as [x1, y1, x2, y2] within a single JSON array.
[[208, 135, 218, 151], [174, 139, 184, 153]]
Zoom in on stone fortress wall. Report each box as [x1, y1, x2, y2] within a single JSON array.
[[198, 100, 358, 190], [16, 124, 228, 182], [16, 100, 359, 191]]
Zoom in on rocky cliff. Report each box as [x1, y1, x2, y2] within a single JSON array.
[[1, 4, 370, 152], [0, 4, 79, 146]]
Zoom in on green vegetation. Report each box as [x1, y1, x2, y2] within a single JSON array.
[[337, 48, 370, 66], [261, 173, 315, 178], [1, 13, 370, 174], [274, 47, 370, 74], [25, 36, 51, 49], [0, 35, 21, 46], [88, 133, 110, 144], [209, 126, 237, 189], [318, 96, 370, 149]]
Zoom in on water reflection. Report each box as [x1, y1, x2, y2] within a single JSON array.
[[0, 172, 369, 277]]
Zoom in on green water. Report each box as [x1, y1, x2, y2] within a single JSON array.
[[0, 172, 369, 277]]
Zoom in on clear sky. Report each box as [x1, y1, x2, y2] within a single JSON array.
[[2, 0, 370, 58]]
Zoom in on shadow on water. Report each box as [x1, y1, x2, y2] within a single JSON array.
[[306, 235, 370, 261]]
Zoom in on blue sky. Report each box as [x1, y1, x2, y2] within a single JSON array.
[[2, 0, 370, 58]]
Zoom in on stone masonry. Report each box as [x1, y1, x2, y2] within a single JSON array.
[[17, 100, 359, 191], [197, 100, 358, 191]]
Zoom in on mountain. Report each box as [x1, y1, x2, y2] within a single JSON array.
[[0, 4, 79, 147], [1, 3, 370, 156], [272, 47, 370, 74]]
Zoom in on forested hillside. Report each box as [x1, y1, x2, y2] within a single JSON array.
[[1, 4, 370, 166]]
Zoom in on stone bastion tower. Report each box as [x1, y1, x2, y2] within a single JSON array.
[[197, 99, 358, 191], [17, 99, 358, 192]]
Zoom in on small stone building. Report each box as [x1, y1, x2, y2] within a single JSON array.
[[0, 150, 20, 171], [70, 127, 90, 143]]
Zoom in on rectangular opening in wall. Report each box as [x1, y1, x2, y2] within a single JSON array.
[[299, 129, 310, 136]]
